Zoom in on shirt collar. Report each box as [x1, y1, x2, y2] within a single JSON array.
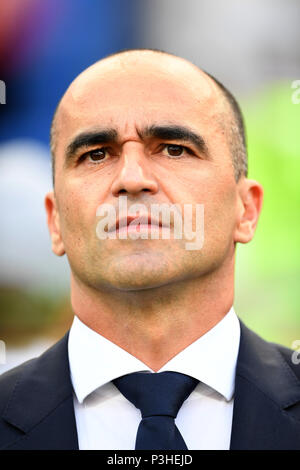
[[159, 308, 240, 401], [68, 308, 240, 404]]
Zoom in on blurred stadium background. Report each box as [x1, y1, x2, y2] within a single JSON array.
[[0, 0, 299, 371]]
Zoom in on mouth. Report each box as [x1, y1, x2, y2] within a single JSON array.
[[108, 214, 169, 235]]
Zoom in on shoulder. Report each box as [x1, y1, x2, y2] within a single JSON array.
[[0, 332, 70, 401], [0, 333, 78, 450], [0, 334, 71, 426], [238, 320, 298, 371], [0, 358, 37, 413], [272, 341, 300, 381], [237, 321, 300, 401], [0, 356, 44, 449]]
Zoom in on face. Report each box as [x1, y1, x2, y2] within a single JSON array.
[[45, 53, 255, 292]]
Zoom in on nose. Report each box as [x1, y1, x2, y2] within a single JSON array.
[[111, 143, 159, 197]]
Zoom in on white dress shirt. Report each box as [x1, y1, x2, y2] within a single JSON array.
[[68, 308, 240, 450]]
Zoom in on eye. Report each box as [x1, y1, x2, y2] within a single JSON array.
[[162, 144, 186, 158], [80, 148, 108, 163]]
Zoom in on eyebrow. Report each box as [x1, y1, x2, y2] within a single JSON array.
[[64, 128, 118, 166], [64, 124, 209, 166], [141, 124, 209, 156]]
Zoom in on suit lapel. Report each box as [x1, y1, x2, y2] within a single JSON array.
[[230, 322, 300, 450], [2, 333, 78, 450]]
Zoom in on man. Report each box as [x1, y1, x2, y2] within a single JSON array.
[[0, 49, 300, 451]]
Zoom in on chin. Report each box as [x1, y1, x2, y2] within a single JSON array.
[[104, 253, 175, 291], [110, 278, 167, 292]]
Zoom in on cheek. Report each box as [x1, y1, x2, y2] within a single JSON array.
[[204, 183, 238, 247], [185, 172, 237, 243], [56, 183, 100, 246]]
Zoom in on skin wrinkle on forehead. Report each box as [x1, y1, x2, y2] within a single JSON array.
[[68, 77, 216, 119]]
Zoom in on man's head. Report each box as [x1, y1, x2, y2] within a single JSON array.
[[45, 49, 263, 293]]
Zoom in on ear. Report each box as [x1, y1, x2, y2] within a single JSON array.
[[234, 178, 264, 244], [44, 191, 65, 256]]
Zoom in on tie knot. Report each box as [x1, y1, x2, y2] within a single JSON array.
[[113, 371, 198, 418]]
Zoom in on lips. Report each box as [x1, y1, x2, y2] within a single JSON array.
[[108, 214, 164, 233]]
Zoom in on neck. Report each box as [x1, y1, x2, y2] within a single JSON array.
[[70, 259, 235, 371]]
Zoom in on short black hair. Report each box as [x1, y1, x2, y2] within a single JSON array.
[[50, 48, 248, 184]]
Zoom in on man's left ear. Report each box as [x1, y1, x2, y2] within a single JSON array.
[[234, 178, 264, 244]]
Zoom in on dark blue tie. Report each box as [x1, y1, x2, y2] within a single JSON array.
[[113, 371, 199, 450]]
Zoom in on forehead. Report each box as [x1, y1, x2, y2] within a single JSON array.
[[55, 54, 225, 145]]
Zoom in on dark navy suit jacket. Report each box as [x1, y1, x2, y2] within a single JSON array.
[[1, 321, 300, 450]]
